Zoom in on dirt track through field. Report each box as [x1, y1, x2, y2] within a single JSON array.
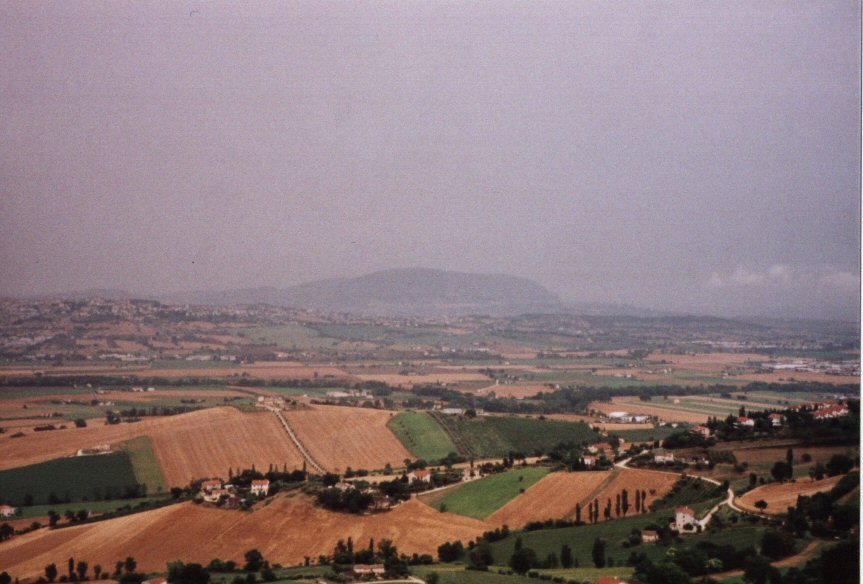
[[282, 405, 411, 473]]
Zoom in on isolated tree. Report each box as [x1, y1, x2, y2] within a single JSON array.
[[591, 538, 606, 568], [76, 562, 88, 581], [770, 461, 792, 482], [810, 462, 826, 481], [826, 454, 853, 477], [621, 489, 629, 516], [593, 499, 600, 523], [45, 564, 58, 583], [93, 565, 102, 580], [0, 523, 12, 541], [243, 549, 264, 572], [615, 493, 621, 517], [604, 498, 612, 521], [123, 557, 137, 574], [786, 448, 794, 469], [508, 546, 537, 575], [575, 503, 582, 524], [560, 545, 573, 568], [635, 491, 641, 513], [754, 500, 768, 512], [0, 571, 11, 584]]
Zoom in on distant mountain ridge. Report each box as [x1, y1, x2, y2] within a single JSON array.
[[165, 268, 563, 317]]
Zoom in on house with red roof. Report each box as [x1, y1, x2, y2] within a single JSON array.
[[407, 469, 432, 485], [675, 506, 696, 530], [0, 505, 17, 518]]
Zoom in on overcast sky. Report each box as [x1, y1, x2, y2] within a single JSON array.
[[1, 1, 860, 320]]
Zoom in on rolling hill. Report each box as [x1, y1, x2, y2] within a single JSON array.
[[166, 267, 562, 316]]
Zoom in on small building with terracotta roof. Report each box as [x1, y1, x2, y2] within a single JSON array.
[[407, 468, 432, 484], [691, 425, 711, 438], [675, 506, 696, 530], [0, 504, 17, 518]]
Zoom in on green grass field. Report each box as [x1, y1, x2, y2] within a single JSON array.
[[13, 496, 169, 519], [123, 436, 167, 495], [0, 452, 140, 506], [613, 426, 679, 442], [388, 411, 458, 461], [432, 466, 550, 519], [437, 415, 598, 458], [238, 324, 341, 349]]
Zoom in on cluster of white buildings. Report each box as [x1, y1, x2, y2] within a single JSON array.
[[199, 479, 270, 507]]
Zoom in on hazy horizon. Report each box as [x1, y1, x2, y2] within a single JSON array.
[[2, 2, 860, 321]]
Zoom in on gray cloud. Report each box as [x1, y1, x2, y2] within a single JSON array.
[[0, 1, 859, 320]]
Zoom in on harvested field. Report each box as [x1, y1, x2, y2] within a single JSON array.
[[0, 494, 487, 579], [486, 470, 610, 528], [591, 468, 679, 511], [477, 384, 552, 398], [0, 408, 306, 487], [282, 405, 411, 473], [590, 399, 709, 424], [148, 409, 306, 486], [737, 475, 845, 515]]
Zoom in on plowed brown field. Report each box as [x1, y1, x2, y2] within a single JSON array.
[[0, 494, 486, 579], [282, 405, 411, 473], [0, 407, 306, 486], [737, 475, 844, 515], [486, 470, 611, 528]]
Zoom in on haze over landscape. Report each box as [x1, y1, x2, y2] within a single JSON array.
[[1, 2, 860, 321], [0, 4, 861, 582]]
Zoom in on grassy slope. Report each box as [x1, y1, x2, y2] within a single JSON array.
[[388, 411, 458, 461], [0, 452, 139, 506], [124, 436, 167, 495], [441, 415, 598, 458], [432, 467, 550, 519]]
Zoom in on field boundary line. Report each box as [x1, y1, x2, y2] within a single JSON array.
[[262, 405, 326, 474]]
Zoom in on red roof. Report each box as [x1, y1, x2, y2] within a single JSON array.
[[412, 469, 431, 477], [676, 506, 695, 516], [251, 479, 270, 486], [598, 577, 628, 584], [0, 505, 16, 511], [768, 413, 783, 418]]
